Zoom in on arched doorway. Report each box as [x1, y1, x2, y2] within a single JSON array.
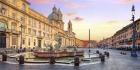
[[0, 33, 6, 48], [0, 20, 7, 48]]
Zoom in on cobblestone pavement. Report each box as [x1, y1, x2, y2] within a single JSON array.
[[0, 49, 140, 70]]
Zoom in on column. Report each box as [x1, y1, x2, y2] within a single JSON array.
[[6, 33, 10, 48]]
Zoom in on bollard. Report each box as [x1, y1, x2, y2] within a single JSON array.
[[100, 54, 105, 62], [49, 56, 55, 64], [106, 52, 110, 58], [2, 53, 7, 61], [96, 50, 99, 54], [19, 55, 24, 64], [74, 56, 80, 66]]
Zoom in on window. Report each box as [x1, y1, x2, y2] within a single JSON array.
[[32, 19, 36, 27], [36, 21, 39, 28], [33, 21, 36, 27], [28, 28, 31, 34], [22, 27, 26, 33], [22, 38, 25, 45], [21, 17, 25, 24], [12, 12, 16, 19], [28, 18, 32, 26], [39, 31, 41, 36], [32, 30, 36, 36], [0, 5, 6, 15], [34, 39, 36, 46], [12, 35, 17, 45], [43, 32, 45, 37], [0, 3, 2, 12], [11, 23, 16, 31], [28, 38, 30, 46], [39, 22, 41, 28], [0, 22, 7, 29], [42, 24, 45, 30]]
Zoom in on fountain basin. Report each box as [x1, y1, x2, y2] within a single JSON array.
[[33, 51, 84, 58]]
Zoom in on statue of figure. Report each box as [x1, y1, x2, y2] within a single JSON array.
[[54, 33, 62, 50], [47, 43, 53, 51]]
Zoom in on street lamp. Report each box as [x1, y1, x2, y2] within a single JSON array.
[[131, 5, 137, 57], [88, 29, 91, 58], [20, 20, 23, 51]]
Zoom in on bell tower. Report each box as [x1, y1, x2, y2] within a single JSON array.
[[68, 20, 72, 33]]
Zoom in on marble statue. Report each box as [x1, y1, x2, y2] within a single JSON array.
[[54, 33, 62, 50]]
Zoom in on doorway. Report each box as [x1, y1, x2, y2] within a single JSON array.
[[0, 33, 6, 48]]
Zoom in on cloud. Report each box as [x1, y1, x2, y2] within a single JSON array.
[[65, 12, 77, 17], [66, 2, 94, 9], [118, 0, 140, 4], [27, 0, 94, 9], [58, 0, 94, 9], [27, 0, 53, 4], [65, 2, 83, 9], [106, 20, 119, 24], [73, 17, 84, 22]]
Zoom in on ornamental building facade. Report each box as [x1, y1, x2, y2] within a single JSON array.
[[0, 0, 77, 49], [99, 18, 140, 48]]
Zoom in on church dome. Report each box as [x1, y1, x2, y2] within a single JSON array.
[[48, 12, 59, 20], [48, 6, 59, 21]]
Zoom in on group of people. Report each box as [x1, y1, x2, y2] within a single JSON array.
[[96, 50, 110, 62]]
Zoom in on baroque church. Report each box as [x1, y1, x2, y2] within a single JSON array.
[[0, 0, 77, 49], [47, 6, 76, 48]]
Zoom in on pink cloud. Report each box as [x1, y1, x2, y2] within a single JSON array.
[[65, 12, 77, 17], [119, 0, 140, 4], [58, 0, 94, 9], [73, 16, 84, 22], [27, 0, 53, 4], [65, 2, 94, 9], [106, 20, 119, 24], [65, 2, 83, 9], [27, 0, 94, 9]]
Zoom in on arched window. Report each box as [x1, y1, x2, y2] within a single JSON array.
[[0, 21, 7, 29], [0, 4, 6, 15], [11, 23, 17, 31]]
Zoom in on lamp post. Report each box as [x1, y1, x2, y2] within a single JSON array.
[[131, 5, 137, 57], [88, 29, 91, 58], [20, 22, 23, 52]]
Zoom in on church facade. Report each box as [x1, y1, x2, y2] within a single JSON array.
[[0, 0, 76, 49]]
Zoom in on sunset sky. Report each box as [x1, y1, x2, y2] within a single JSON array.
[[27, 0, 140, 41]]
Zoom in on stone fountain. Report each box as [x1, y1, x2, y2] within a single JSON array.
[[34, 33, 84, 58]]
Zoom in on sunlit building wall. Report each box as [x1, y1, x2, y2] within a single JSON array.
[[0, 0, 78, 49]]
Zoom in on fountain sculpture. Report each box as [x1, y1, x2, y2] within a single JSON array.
[[34, 33, 84, 58]]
